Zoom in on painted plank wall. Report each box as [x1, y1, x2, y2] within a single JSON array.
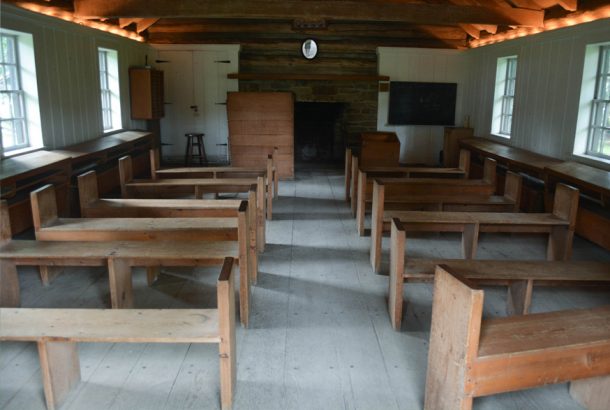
[[378, 19, 610, 169], [1, 5, 154, 153], [377, 47, 468, 165], [463, 18, 610, 167]]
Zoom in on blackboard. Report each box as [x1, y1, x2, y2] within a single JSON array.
[[388, 81, 457, 126]]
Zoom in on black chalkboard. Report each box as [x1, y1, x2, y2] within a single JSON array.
[[388, 81, 457, 126]]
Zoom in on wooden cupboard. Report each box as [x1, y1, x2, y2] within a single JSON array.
[[129, 67, 164, 120]]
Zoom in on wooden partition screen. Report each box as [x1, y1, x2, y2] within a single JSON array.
[[227, 92, 294, 179]]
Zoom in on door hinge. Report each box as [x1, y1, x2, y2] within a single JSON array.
[[214, 60, 231, 64]]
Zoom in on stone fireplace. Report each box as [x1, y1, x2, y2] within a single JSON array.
[[239, 79, 379, 164]]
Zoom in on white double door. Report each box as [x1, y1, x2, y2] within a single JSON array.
[[154, 45, 239, 162]]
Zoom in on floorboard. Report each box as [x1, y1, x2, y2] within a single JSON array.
[[2, 168, 608, 409]]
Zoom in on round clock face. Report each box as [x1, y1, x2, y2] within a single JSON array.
[[301, 39, 318, 60]]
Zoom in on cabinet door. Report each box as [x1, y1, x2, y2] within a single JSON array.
[[158, 48, 238, 162], [158, 50, 197, 158], [193, 50, 235, 162]]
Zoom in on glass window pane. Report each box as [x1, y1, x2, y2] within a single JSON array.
[[602, 129, 610, 156], [2, 119, 15, 147], [0, 92, 11, 118], [3, 65, 18, 90]]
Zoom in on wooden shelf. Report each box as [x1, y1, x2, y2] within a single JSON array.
[[228, 73, 390, 81]]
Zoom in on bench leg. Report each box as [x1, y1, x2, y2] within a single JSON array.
[[266, 184, 273, 221], [39, 266, 63, 286], [344, 147, 351, 202], [256, 182, 266, 252], [146, 267, 160, 286], [350, 159, 359, 217], [218, 260, 236, 409], [108, 258, 134, 309], [547, 226, 573, 261], [0, 260, 20, 307], [37, 340, 81, 410], [273, 170, 279, 200], [506, 279, 533, 316], [389, 221, 405, 331], [461, 223, 479, 259], [570, 375, 610, 410]]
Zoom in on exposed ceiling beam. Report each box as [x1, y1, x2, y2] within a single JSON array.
[[472, 24, 498, 33], [148, 20, 468, 40], [73, 0, 545, 27], [136, 18, 159, 33], [459, 24, 480, 39], [532, 0, 578, 11], [118, 18, 137, 28], [147, 32, 469, 49]]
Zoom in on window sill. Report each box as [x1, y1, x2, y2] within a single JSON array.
[[572, 153, 610, 171], [490, 133, 511, 139], [1, 145, 44, 159], [103, 128, 125, 137]]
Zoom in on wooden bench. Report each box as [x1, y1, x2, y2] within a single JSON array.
[[424, 265, 610, 410], [369, 172, 522, 257], [357, 157, 497, 236], [151, 147, 280, 201], [0, 257, 236, 410], [29, 185, 253, 327], [120, 154, 267, 247], [349, 149, 471, 215], [78, 170, 260, 280], [388, 218, 610, 329], [370, 183, 578, 272]]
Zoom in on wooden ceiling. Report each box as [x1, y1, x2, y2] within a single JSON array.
[[6, 0, 610, 49]]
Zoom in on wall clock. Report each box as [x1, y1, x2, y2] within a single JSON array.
[[301, 39, 318, 60]]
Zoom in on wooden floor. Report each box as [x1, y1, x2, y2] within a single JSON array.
[[2, 168, 610, 410]]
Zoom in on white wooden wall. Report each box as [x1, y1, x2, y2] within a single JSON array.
[[463, 18, 610, 168], [377, 47, 468, 165], [1, 4, 153, 153], [378, 19, 610, 169]]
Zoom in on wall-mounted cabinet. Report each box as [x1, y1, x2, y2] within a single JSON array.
[[129, 67, 164, 120]]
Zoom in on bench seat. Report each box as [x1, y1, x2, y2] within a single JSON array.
[[150, 146, 279, 200], [424, 265, 610, 410], [0, 258, 236, 410], [0, 307, 221, 343], [371, 183, 578, 272]]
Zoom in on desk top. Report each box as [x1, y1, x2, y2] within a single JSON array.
[[460, 138, 561, 175], [53, 131, 153, 161], [0, 150, 71, 182], [545, 161, 610, 196]]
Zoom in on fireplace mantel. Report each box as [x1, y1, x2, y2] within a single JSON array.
[[228, 73, 389, 82]]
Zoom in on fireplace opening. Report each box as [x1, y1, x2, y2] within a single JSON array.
[[294, 102, 346, 164]]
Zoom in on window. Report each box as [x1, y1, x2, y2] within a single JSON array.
[[587, 45, 610, 159], [97, 47, 121, 132], [0, 34, 28, 151], [491, 56, 518, 138]]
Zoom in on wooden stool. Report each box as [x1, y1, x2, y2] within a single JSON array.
[[184, 133, 208, 165]]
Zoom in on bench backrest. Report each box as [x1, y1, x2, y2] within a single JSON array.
[[458, 149, 471, 178], [30, 184, 59, 230], [552, 183, 579, 228], [119, 155, 134, 197], [503, 172, 522, 209], [425, 265, 483, 410], [0, 200, 12, 241]]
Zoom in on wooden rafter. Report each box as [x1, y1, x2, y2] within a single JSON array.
[[73, 0, 545, 27], [459, 24, 480, 39], [532, 0, 578, 11]]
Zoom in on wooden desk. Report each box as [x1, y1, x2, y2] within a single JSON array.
[[53, 131, 154, 213], [545, 161, 610, 250], [460, 138, 562, 211], [460, 138, 562, 178], [0, 151, 71, 234]]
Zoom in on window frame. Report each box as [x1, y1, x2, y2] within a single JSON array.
[[499, 57, 517, 136], [585, 45, 610, 160], [97, 46, 122, 133], [491, 55, 518, 139], [0, 33, 29, 152]]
